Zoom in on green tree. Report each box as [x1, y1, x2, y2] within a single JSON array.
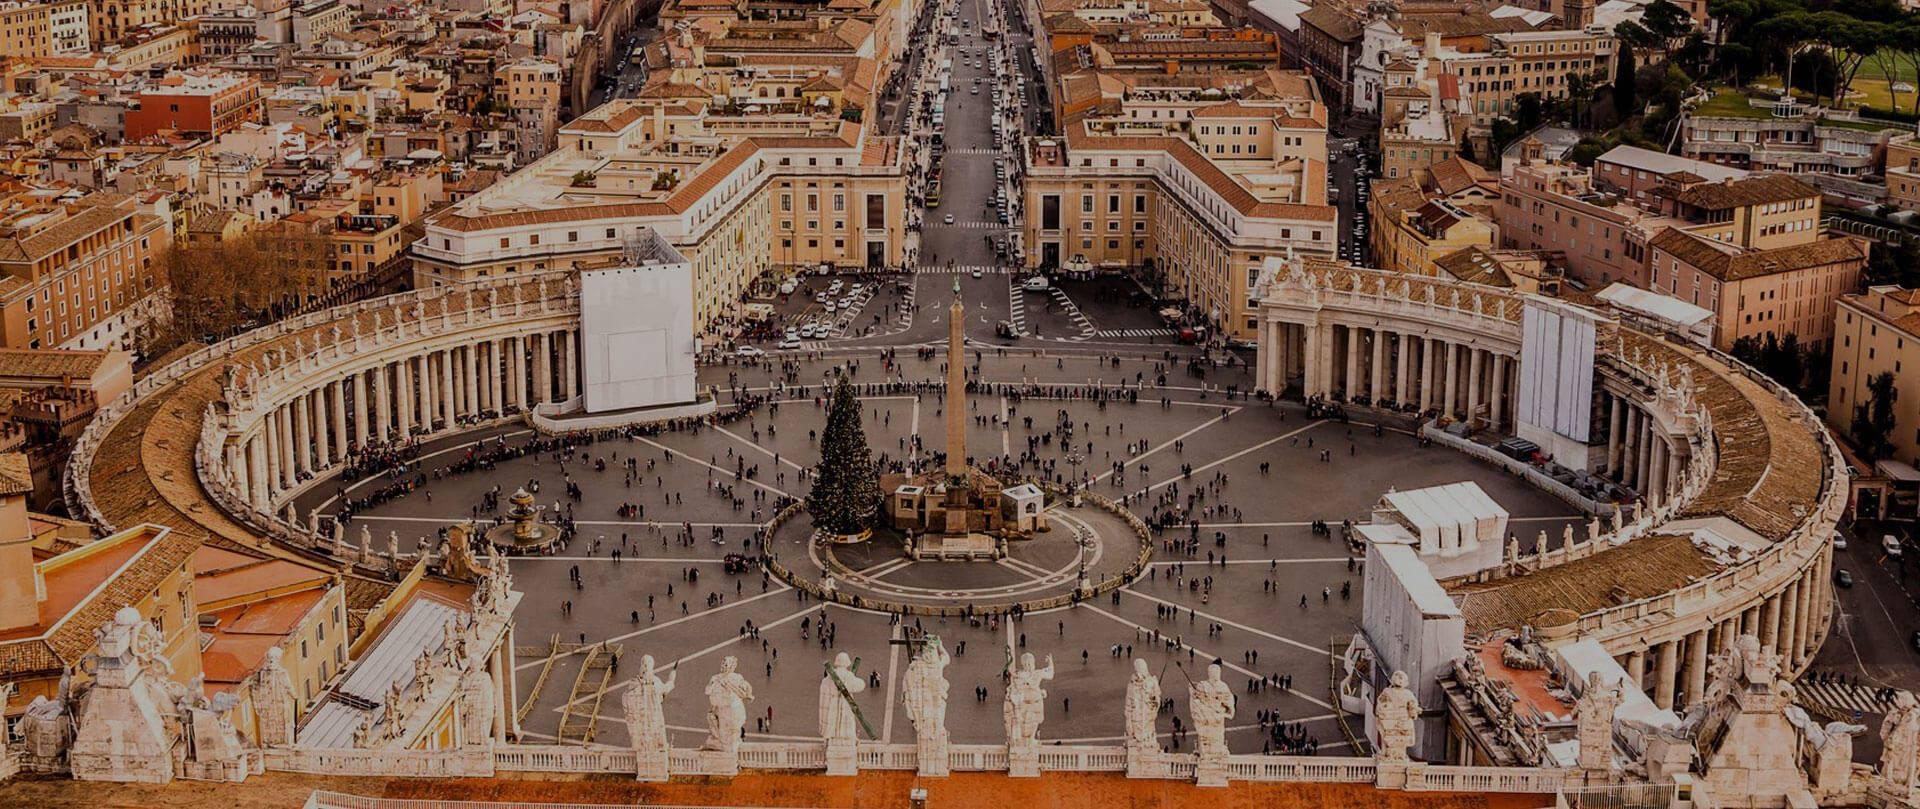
[[1614, 43, 1639, 119], [1852, 371, 1899, 461], [1865, 239, 1920, 287], [808, 374, 881, 535]]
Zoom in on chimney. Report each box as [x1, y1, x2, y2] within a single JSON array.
[[0, 453, 40, 632]]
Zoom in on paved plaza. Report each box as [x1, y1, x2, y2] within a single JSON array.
[[304, 349, 1584, 755]]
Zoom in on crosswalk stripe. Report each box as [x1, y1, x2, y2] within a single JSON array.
[[1094, 328, 1179, 338], [915, 265, 1009, 274], [1794, 678, 1905, 716]]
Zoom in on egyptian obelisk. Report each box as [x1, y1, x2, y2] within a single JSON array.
[[945, 279, 966, 479]]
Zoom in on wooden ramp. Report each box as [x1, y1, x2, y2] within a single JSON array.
[[515, 634, 564, 727], [557, 643, 622, 745]]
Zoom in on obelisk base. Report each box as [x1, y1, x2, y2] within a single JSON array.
[[825, 739, 858, 776], [917, 734, 951, 777], [634, 748, 669, 781], [1195, 752, 1229, 787], [1007, 740, 1040, 778]]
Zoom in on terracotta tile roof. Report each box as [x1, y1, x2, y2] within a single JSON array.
[[1063, 130, 1334, 222], [0, 348, 113, 382], [1662, 174, 1816, 210], [1450, 534, 1722, 636], [0, 452, 28, 495], [1300, 5, 1361, 40], [1428, 156, 1493, 198], [1652, 228, 1866, 282], [0, 526, 200, 678], [0, 201, 136, 264]]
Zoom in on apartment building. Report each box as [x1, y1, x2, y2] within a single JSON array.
[[1498, 159, 1671, 288], [1021, 74, 1337, 340], [1886, 134, 1920, 212], [1646, 226, 1865, 352], [0, 0, 89, 57], [1592, 144, 1746, 203], [124, 71, 263, 141], [0, 193, 170, 351], [1829, 286, 1920, 469], [1368, 162, 1501, 278], [192, 544, 350, 714], [412, 96, 907, 332], [86, 0, 207, 46]]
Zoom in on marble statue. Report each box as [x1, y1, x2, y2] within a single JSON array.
[[1882, 691, 1920, 790], [1190, 663, 1235, 758], [456, 664, 495, 748], [1124, 658, 1162, 751], [902, 636, 951, 775], [69, 608, 178, 783], [621, 655, 675, 780], [1375, 670, 1421, 763], [359, 524, 373, 559], [186, 692, 246, 769], [1575, 672, 1623, 772], [819, 652, 866, 775], [701, 656, 753, 754], [20, 671, 72, 763], [247, 647, 297, 747], [388, 530, 401, 560], [1003, 652, 1055, 776]]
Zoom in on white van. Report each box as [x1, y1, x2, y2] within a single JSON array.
[[1023, 275, 1049, 291]]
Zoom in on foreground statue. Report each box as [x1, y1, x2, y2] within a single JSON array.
[[702, 656, 754, 756], [1575, 672, 1623, 773], [1004, 653, 1055, 777], [1884, 691, 1920, 793], [1375, 670, 1421, 763], [819, 652, 867, 775], [621, 655, 675, 781], [1124, 659, 1162, 753], [902, 637, 952, 776], [1190, 663, 1236, 787]]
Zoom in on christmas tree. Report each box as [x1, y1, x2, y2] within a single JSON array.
[[809, 374, 880, 535]]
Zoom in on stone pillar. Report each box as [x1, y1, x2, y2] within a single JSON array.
[[1420, 337, 1435, 412], [310, 390, 328, 470], [1624, 409, 1642, 490], [263, 411, 283, 497], [1683, 628, 1710, 708], [330, 381, 348, 462], [439, 350, 455, 425], [291, 396, 311, 477], [1256, 320, 1271, 393], [276, 406, 296, 490], [463, 345, 478, 416], [372, 363, 391, 443], [1370, 329, 1386, 402], [561, 329, 577, 401], [417, 355, 434, 432], [1762, 595, 1782, 656], [1466, 348, 1483, 427], [226, 442, 245, 498], [1639, 416, 1656, 495], [1443, 342, 1460, 420], [1653, 640, 1677, 710], [1490, 355, 1508, 432], [1304, 320, 1325, 397], [535, 332, 552, 405], [1394, 333, 1410, 405], [247, 435, 269, 508], [1345, 326, 1360, 398], [1779, 581, 1801, 664], [397, 356, 415, 439], [1607, 397, 1625, 478], [515, 336, 531, 411], [487, 340, 503, 412], [1650, 439, 1669, 503], [1626, 648, 1646, 689], [1794, 571, 1814, 664]]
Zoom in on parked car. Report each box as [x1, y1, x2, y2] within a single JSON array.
[[1023, 275, 1048, 291], [735, 346, 765, 358], [777, 337, 802, 349], [1886, 535, 1905, 558], [1835, 568, 1854, 588]]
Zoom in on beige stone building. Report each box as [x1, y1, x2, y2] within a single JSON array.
[[1830, 286, 1920, 469], [1020, 71, 1336, 339], [1645, 227, 1866, 353], [413, 96, 907, 333]]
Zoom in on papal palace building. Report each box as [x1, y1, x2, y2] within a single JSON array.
[[413, 75, 907, 333], [1020, 68, 1339, 340]]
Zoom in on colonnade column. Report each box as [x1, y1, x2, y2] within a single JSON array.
[[1607, 396, 1625, 477], [1466, 348, 1483, 426], [1419, 337, 1435, 412], [1443, 343, 1460, 420], [1779, 580, 1801, 663], [1344, 326, 1360, 397], [398, 357, 414, 439], [1653, 640, 1678, 710], [1370, 329, 1386, 402], [1489, 355, 1507, 432], [1626, 648, 1646, 689], [535, 333, 552, 405], [1794, 571, 1815, 665], [1683, 628, 1710, 708], [291, 396, 311, 478], [1394, 333, 1410, 405], [330, 381, 348, 462], [561, 329, 576, 401], [248, 435, 268, 507], [1650, 438, 1669, 502], [485, 341, 501, 413], [1623, 409, 1641, 490], [1303, 322, 1324, 397]]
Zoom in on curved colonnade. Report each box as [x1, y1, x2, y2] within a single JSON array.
[[65, 265, 1844, 719], [65, 272, 585, 572], [1255, 262, 1846, 713]]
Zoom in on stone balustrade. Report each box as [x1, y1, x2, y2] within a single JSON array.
[[263, 741, 1575, 796]]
